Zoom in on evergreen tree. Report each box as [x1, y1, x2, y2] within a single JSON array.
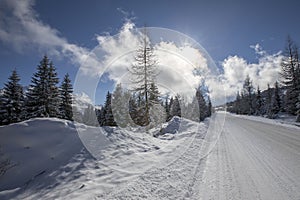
[[167, 97, 174, 121], [170, 95, 181, 118], [149, 82, 160, 105], [196, 88, 207, 121], [164, 96, 172, 122], [60, 73, 73, 120], [234, 91, 241, 114], [26, 56, 60, 118], [129, 94, 139, 125], [241, 75, 254, 115], [82, 104, 98, 126], [97, 107, 106, 126], [266, 83, 273, 118], [296, 93, 300, 122], [255, 86, 263, 115], [0, 93, 5, 125], [207, 96, 212, 117], [47, 62, 60, 117], [1, 70, 24, 124], [103, 91, 117, 126], [112, 84, 131, 127], [271, 81, 281, 117], [280, 36, 300, 115]]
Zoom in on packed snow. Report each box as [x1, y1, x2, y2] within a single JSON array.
[[1, 112, 300, 199], [0, 116, 209, 199]]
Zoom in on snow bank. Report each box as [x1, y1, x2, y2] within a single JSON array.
[[229, 113, 300, 129], [0, 117, 208, 199], [0, 118, 88, 190]]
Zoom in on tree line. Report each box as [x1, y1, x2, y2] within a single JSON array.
[[78, 83, 212, 127], [0, 32, 212, 127], [77, 31, 212, 127], [0, 56, 73, 125], [227, 37, 300, 122]]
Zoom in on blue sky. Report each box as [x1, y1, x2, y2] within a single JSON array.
[[0, 0, 300, 105]]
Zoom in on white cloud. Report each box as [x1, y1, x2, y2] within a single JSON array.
[[92, 25, 212, 102], [0, 0, 283, 105], [0, 0, 92, 68], [212, 44, 283, 102]]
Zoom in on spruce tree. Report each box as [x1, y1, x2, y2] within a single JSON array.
[[271, 81, 281, 117], [1, 70, 24, 124], [82, 104, 98, 126], [280, 37, 300, 115], [103, 91, 117, 126], [47, 62, 60, 117], [255, 86, 263, 115], [60, 73, 73, 120], [170, 95, 181, 118], [112, 83, 131, 127], [296, 93, 300, 122], [235, 91, 241, 114], [167, 97, 174, 121], [207, 96, 212, 117], [196, 88, 207, 121], [164, 96, 171, 122], [266, 83, 273, 118], [241, 75, 254, 115], [26, 56, 60, 118]]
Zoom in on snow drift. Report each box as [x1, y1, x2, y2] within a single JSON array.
[[0, 116, 207, 199]]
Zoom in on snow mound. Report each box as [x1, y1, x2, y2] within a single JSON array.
[[0, 118, 88, 190], [0, 117, 208, 199], [160, 116, 181, 134]]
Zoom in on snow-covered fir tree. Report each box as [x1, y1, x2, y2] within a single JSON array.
[[296, 93, 300, 122], [164, 96, 171, 122], [165, 96, 173, 121], [234, 91, 242, 114], [82, 104, 98, 126], [280, 37, 300, 115], [148, 82, 165, 127], [26, 56, 60, 118], [47, 62, 60, 117], [266, 83, 273, 118], [112, 83, 131, 127], [196, 88, 207, 121], [103, 91, 117, 126], [255, 86, 263, 116], [207, 95, 212, 117], [0, 69, 24, 125], [271, 81, 282, 116], [60, 73, 73, 121], [128, 94, 139, 125], [241, 75, 254, 115], [170, 95, 181, 118]]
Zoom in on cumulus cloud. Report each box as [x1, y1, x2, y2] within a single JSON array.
[[0, 0, 92, 67], [92, 25, 212, 102], [212, 44, 283, 102], [0, 0, 283, 105]]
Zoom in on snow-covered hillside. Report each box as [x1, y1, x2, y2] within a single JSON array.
[[0, 116, 207, 199]]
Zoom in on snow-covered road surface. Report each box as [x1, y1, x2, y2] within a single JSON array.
[[200, 113, 300, 200]]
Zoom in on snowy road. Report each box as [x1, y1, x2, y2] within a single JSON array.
[[101, 113, 300, 199], [200, 113, 300, 200]]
